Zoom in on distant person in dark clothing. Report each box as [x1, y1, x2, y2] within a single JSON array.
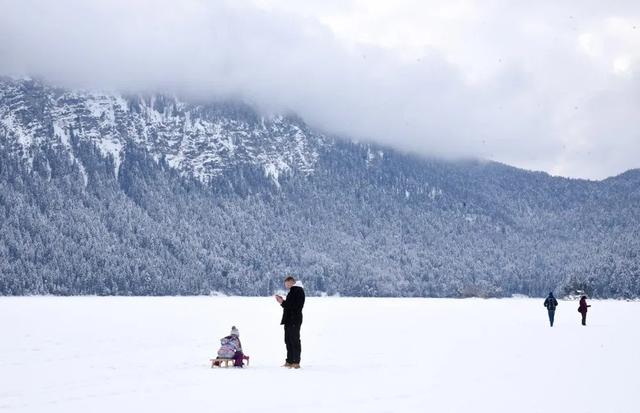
[[275, 276, 305, 369], [544, 292, 559, 327], [578, 296, 591, 326]]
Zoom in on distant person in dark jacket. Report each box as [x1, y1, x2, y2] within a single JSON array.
[[578, 296, 591, 326], [544, 292, 559, 327], [275, 276, 305, 369]]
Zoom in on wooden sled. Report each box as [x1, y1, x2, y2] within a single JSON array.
[[210, 355, 250, 368]]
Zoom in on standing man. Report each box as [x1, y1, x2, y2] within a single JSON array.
[[275, 276, 305, 369], [543, 292, 559, 327]]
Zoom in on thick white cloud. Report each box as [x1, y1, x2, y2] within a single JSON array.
[[1, 0, 639, 179]]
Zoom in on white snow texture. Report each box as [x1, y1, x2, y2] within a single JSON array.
[[0, 297, 638, 413]]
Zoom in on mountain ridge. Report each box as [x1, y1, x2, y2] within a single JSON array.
[[0, 78, 638, 298], [0, 77, 325, 185]]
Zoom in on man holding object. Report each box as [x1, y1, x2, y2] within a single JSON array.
[[275, 276, 305, 369]]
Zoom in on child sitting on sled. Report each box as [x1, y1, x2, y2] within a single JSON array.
[[214, 326, 247, 367]]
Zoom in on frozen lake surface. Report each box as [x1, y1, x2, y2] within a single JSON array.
[[1, 297, 638, 412]]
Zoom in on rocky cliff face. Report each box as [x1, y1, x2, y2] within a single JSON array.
[[0, 78, 324, 184]]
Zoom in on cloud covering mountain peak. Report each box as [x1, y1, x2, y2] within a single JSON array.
[[1, 0, 639, 179]]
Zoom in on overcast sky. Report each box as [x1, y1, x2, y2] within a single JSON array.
[[1, 0, 639, 179]]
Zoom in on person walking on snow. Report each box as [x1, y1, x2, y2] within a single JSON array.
[[544, 292, 559, 327], [275, 276, 305, 369], [578, 296, 591, 326]]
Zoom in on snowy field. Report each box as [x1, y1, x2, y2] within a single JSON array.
[[1, 297, 638, 413]]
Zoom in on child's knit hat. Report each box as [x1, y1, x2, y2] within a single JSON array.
[[230, 326, 240, 337]]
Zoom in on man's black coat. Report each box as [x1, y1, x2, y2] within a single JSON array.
[[281, 285, 305, 325]]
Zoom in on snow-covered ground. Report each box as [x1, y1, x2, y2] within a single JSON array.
[[1, 297, 638, 412]]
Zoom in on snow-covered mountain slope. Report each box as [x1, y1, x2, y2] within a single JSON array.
[[1, 77, 639, 298], [0, 78, 323, 183]]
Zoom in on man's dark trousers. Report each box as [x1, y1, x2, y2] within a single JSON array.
[[284, 324, 302, 364], [548, 310, 555, 327]]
